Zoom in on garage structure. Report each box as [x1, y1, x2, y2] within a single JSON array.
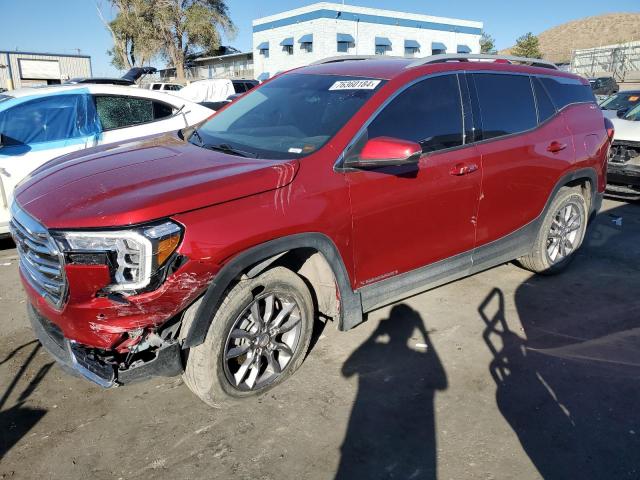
[[252, 2, 483, 80], [0, 51, 92, 91]]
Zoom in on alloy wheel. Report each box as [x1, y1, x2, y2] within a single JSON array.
[[546, 202, 582, 263], [223, 292, 303, 391]]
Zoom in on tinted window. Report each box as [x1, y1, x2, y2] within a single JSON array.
[[533, 77, 556, 124], [152, 84, 161, 90], [0, 94, 98, 145], [94, 96, 173, 130], [195, 74, 383, 159], [473, 73, 537, 140], [234, 82, 247, 94], [540, 77, 595, 110], [366, 74, 463, 153]]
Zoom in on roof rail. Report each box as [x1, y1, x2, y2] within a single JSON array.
[[406, 53, 558, 70], [310, 55, 393, 65]]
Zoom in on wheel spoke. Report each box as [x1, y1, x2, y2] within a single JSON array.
[[234, 352, 254, 386], [266, 350, 282, 374], [250, 301, 263, 329], [270, 301, 295, 328], [245, 355, 261, 389], [263, 294, 275, 324], [226, 343, 251, 360], [273, 341, 294, 357], [276, 316, 301, 335], [230, 329, 255, 340]]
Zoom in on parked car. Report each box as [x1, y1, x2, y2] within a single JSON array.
[[0, 84, 213, 235], [607, 104, 640, 199], [589, 76, 619, 96], [65, 67, 157, 87], [176, 78, 258, 110], [599, 90, 640, 118], [147, 82, 184, 92], [11, 54, 610, 406]]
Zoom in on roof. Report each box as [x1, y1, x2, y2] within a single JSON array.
[[0, 50, 91, 59], [294, 56, 584, 82]]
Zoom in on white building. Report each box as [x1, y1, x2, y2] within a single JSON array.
[[0, 51, 92, 90], [252, 2, 483, 80]]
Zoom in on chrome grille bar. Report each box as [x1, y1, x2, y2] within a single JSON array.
[[9, 202, 68, 309]]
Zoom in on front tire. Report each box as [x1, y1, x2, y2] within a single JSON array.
[[518, 187, 588, 275], [183, 267, 314, 407]]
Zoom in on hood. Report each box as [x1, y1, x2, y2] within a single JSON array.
[[610, 117, 640, 143], [15, 134, 300, 229]]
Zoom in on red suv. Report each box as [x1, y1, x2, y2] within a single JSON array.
[[11, 55, 611, 406]]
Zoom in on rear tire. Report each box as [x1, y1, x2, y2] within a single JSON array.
[[183, 267, 314, 407], [518, 187, 588, 275]]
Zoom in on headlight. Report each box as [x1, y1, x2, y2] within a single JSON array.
[[54, 220, 182, 294]]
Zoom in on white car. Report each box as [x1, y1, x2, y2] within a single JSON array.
[[608, 104, 640, 199], [147, 82, 184, 92], [0, 84, 213, 235]]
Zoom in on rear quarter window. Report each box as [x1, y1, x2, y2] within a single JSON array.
[[473, 73, 537, 140], [539, 77, 595, 110]]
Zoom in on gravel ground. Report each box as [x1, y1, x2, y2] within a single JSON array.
[[1, 198, 639, 480]]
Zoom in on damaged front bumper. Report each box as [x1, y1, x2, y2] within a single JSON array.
[[607, 140, 640, 199], [28, 303, 183, 387]]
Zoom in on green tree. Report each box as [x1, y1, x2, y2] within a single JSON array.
[[511, 32, 543, 59], [100, 0, 235, 80], [479, 31, 495, 54]]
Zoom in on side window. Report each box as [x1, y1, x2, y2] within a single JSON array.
[[152, 84, 162, 90], [473, 73, 537, 140], [539, 77, 595, 110], [234, 83, 247, 94], [363, 74, 464, 153], [0, 94, 97, 145], [532, 77, 556, 124], [94, 96, 173, 130]]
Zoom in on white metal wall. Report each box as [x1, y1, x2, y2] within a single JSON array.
[[2, 52, 92, 90]]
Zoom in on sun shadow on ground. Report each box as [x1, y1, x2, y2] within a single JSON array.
[[0, 340, 53, 460], [336, 304, 447, 480]]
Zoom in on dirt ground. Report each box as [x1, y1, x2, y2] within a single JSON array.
[[1, 198, 639, 480]]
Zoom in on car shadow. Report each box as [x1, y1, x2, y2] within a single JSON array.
[[0, 236, 15, 251], [335, 304, 447, 480], [479, 202, 640, 479], [0, 340, 53, 460]]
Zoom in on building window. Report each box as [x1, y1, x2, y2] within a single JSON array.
[[375, 45, 389, 56], [336, 33, 355, 54], [260, 49, 269, 58], [375, 37, 392, 56], [405, 47, 420, 57], [301, 42, 313, 53], [283, 45, 293, 55], [337, 42, 351, 53]]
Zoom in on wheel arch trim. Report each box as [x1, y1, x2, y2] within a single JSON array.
[[181, 233, 362, 348]]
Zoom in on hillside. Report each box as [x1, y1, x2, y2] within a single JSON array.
[[500, 13, 640, 62]]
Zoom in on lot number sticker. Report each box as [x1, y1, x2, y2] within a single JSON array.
[[329, 79, 381, 90]]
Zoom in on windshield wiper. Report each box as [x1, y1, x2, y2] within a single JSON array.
[[202, 143, 259, 158]]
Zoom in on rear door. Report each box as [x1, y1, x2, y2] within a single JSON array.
[[92, 94, 179, 145], [471, 72, 575, 247]]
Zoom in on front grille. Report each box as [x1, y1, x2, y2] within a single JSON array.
[[9, 202, 67, 309]]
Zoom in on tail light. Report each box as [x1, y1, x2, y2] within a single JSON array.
[[604, 117, 615, 143]]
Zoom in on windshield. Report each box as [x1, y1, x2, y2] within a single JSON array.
[[623, 103, 640, 121], [192, 73, 385, 159], [600, 92, 640, 111]]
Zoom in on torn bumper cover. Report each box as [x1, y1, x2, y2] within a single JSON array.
[[28, 303, 183, 387], [607, 140, 640, 198]]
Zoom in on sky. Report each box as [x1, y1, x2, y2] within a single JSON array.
[[1, 0, 639, 77]]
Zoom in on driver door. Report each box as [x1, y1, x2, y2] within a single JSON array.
[[344, 73, 482, 291]]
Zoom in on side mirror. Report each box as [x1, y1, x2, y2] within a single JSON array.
[[345, 136, 422, 168]]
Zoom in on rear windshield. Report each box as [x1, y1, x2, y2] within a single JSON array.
[[192, 73, 385, 159]]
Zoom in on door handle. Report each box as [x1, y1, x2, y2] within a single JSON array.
[[450, 162, 478, 176], [547, 141, 567, 153]]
